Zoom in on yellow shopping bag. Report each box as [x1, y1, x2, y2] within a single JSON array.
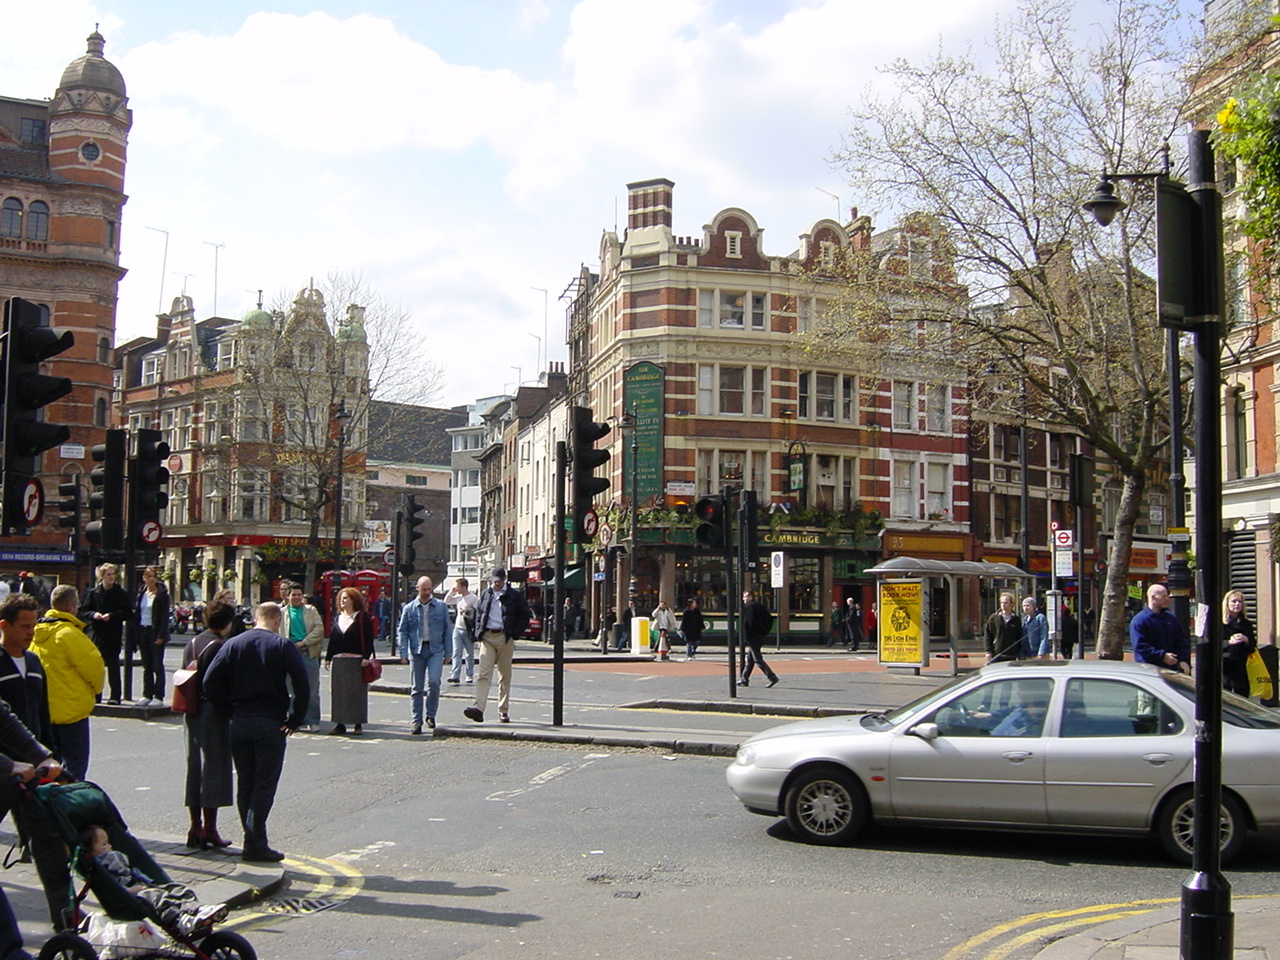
[[1246, 649, 1274, 700]]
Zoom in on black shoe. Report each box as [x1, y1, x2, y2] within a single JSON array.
[[329, 724, 346, 735], [767, 676, 780, 688], [446, 677, 460, 684], [499, 713, 510, 723], [426, 717, 436, 729], [411, 722, 422, 735], [464, 706, 484, 722], [739, 678, 749, 687], [353, 724, 363, 735], [242, 848, 285, 863]]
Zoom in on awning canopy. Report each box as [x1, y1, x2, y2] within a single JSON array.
[[542, 566, 585, 589], [864, 556, 1031, 579]]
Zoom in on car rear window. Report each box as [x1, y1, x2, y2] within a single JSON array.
[[1162, 674, 1280, 729]]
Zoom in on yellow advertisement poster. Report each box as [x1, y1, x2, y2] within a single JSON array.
[[878, 580, 927, 666]]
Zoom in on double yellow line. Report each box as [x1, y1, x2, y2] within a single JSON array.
[[221, 853, 365, 933], [940, 898, 1178, 960]]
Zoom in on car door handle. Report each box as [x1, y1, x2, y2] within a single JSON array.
[[1002, 751, 1034, 763], [1142, 753, 1174, 765]]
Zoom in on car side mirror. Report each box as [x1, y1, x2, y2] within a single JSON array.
[[910, 722, 940, 741]]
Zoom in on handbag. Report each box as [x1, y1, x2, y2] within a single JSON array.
[[171, 662, 200, 714], [362, 658, 383, 683], [1246, 649, 1274, 700]]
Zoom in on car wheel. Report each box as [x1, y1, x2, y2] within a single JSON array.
[[784, 765, 869, 845], [1156, 787, 1248, 866]]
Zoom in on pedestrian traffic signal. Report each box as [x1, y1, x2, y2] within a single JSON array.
[[130, 428, 170, 539], [56, 477, 83, 540], [739, 489, 759, 569], [400, 494, 425, 576], [571, 405, 610, 544], [694, 494, 728, 549], [86, 430, 126, 551], [2, 297, 74, 535]]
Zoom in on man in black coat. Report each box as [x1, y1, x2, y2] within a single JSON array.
[[739, 590, 778, 688], [463, 569, 531, 724]]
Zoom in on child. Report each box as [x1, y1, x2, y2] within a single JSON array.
[[79, 825, 227, 936]]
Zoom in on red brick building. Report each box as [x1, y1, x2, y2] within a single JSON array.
[[0, 31, 130, 584]]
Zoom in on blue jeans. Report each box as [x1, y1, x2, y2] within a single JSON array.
[[449, 626, 474, 681], [54, 718, 90, 781], [229, 714, 288, 853], [302, 653, 321, 726], [409, 649, 443, 724]]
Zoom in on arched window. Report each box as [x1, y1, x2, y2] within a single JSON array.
[[0, 198, 22, 238], [98, 337, 111, 364], [95, 397, 108, 427], [26, 201, 48, 241]]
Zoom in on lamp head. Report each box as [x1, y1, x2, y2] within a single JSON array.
[[1083, 179, 1125, 227]]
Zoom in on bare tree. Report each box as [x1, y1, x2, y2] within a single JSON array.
[[231, 273, 445, 590], [828, 0, 1199, 656]]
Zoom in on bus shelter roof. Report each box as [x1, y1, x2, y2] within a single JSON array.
[[863, 556, 1030, 579]]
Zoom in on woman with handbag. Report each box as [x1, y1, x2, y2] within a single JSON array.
[[180, 600, 236, 849], [134, 566, 171, 707], [325, 587, 375, 735], [1222, 588, 1257, 697]]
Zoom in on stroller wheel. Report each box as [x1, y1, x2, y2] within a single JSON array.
[[197, 930, 257, 960], [37, 933, 97, 960]]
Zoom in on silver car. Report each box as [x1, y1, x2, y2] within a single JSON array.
[[726, 660, 1280, 863]]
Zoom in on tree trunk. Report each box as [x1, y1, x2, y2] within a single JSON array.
[[1096, 471, 1147, 659], [304, 513, 323, 595]]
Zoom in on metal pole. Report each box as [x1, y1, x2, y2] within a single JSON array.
[[725, 484, 739, 696], [390, 505, 403, 658], [331, 411, 347, 610], [1166, 326, 1193, 653], [553, 440, 567, 726], [1181, 128, 1232, 960]]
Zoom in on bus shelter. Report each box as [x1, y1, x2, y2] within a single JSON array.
[[864, 556, 1034, 675]]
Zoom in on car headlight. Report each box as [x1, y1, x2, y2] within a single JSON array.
[[734, 744, 758, 766]]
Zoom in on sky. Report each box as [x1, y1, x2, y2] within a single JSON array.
[[4, 0, 1162, 408]]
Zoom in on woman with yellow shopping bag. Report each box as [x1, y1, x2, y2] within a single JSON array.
[[1222, 589, 1256, 697]]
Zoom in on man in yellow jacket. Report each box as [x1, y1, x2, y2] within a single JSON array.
[[32, 584, 105, 781]]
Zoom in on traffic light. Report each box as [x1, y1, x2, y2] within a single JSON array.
[[400, 494, 425, 576], [86, 430, 126, 552], [571, 405, 610, 543], [739, 489, 759, 570], [130, 428, 170, 538], [694, 495, 728, 549], [56, 476, 83, 542], [2, 297, 74, 535]]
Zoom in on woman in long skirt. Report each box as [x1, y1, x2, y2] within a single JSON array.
[[182, 599, 235, 849], [325, 587, 376, 735]]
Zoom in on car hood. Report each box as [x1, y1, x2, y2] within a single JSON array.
[[744, 713, 873, 744]]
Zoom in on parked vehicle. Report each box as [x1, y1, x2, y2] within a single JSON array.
[[726, 660, 1280, 864], [169, 603, 192, 634]]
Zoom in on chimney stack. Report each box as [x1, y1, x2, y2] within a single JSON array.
[[626, 178, 675, 231]]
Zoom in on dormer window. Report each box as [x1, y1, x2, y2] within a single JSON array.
[[725, 230, 742, 258], [819, 241, 836, 269]]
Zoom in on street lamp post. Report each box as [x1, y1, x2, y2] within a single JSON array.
[[331, 403, 353, 604], [1084, 129, 1231, 960]]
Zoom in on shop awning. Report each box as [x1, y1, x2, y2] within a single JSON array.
[[542, 566, 585, 589]]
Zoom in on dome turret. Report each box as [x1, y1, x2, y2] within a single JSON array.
[[58, 30, 126, 98]]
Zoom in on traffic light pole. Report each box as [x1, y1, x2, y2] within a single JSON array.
[[724, 485, 739, 699], [552, 440, 567, 726], [390, 504, 403, 658]]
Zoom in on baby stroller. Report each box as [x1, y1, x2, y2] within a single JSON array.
[[22, 780, 256, 960]]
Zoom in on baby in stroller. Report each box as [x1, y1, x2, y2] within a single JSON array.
[[78, 826, 226, 936]]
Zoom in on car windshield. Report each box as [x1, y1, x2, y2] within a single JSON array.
[[862, 673, 974, 730], [1162, 673, 1280, 729]]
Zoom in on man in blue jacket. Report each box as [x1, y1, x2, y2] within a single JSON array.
[[398, 577, 450, 735], [203, 602, 309, 863], [1130, 582, 1190, 672]]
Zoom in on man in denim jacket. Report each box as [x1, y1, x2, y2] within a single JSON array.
[[398, 577, 450, 734]]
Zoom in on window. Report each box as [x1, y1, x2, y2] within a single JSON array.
[[751, 367, 767, 416], [841, 376, 857, 421], [893, 381, 915, 430], [797, 372, 810, 419], [891, 461, 916, 518], [177, 407, 192, 451], [720, 366, 745, 414], [141, 354, 161, 386], [168, 478, 189, 527], [204, 402, 221, 445], [930, 679, 1053, 738], [815, 374, 836, 420], [366, 470, 379, 481], [925, 384, 949, 432], [215, 338, 236, 371], [98, 337, 111, 364], [698, 289, 765, 329], [95, 397, 108, 427], [240, 399, 267, 442], [406, 474, 431, 486], [19, 118, 45, 144], [819, 240, 836, 269], [725, 230, 742, 258], [237, 470, 270, 521], [1, 198, 21, 238], [106, 220, 117, 250], [1060, 678, 1182, 737], [926, 463, 950, 517], [840, 456, 858, 511], [25, 201, 48, 241]]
